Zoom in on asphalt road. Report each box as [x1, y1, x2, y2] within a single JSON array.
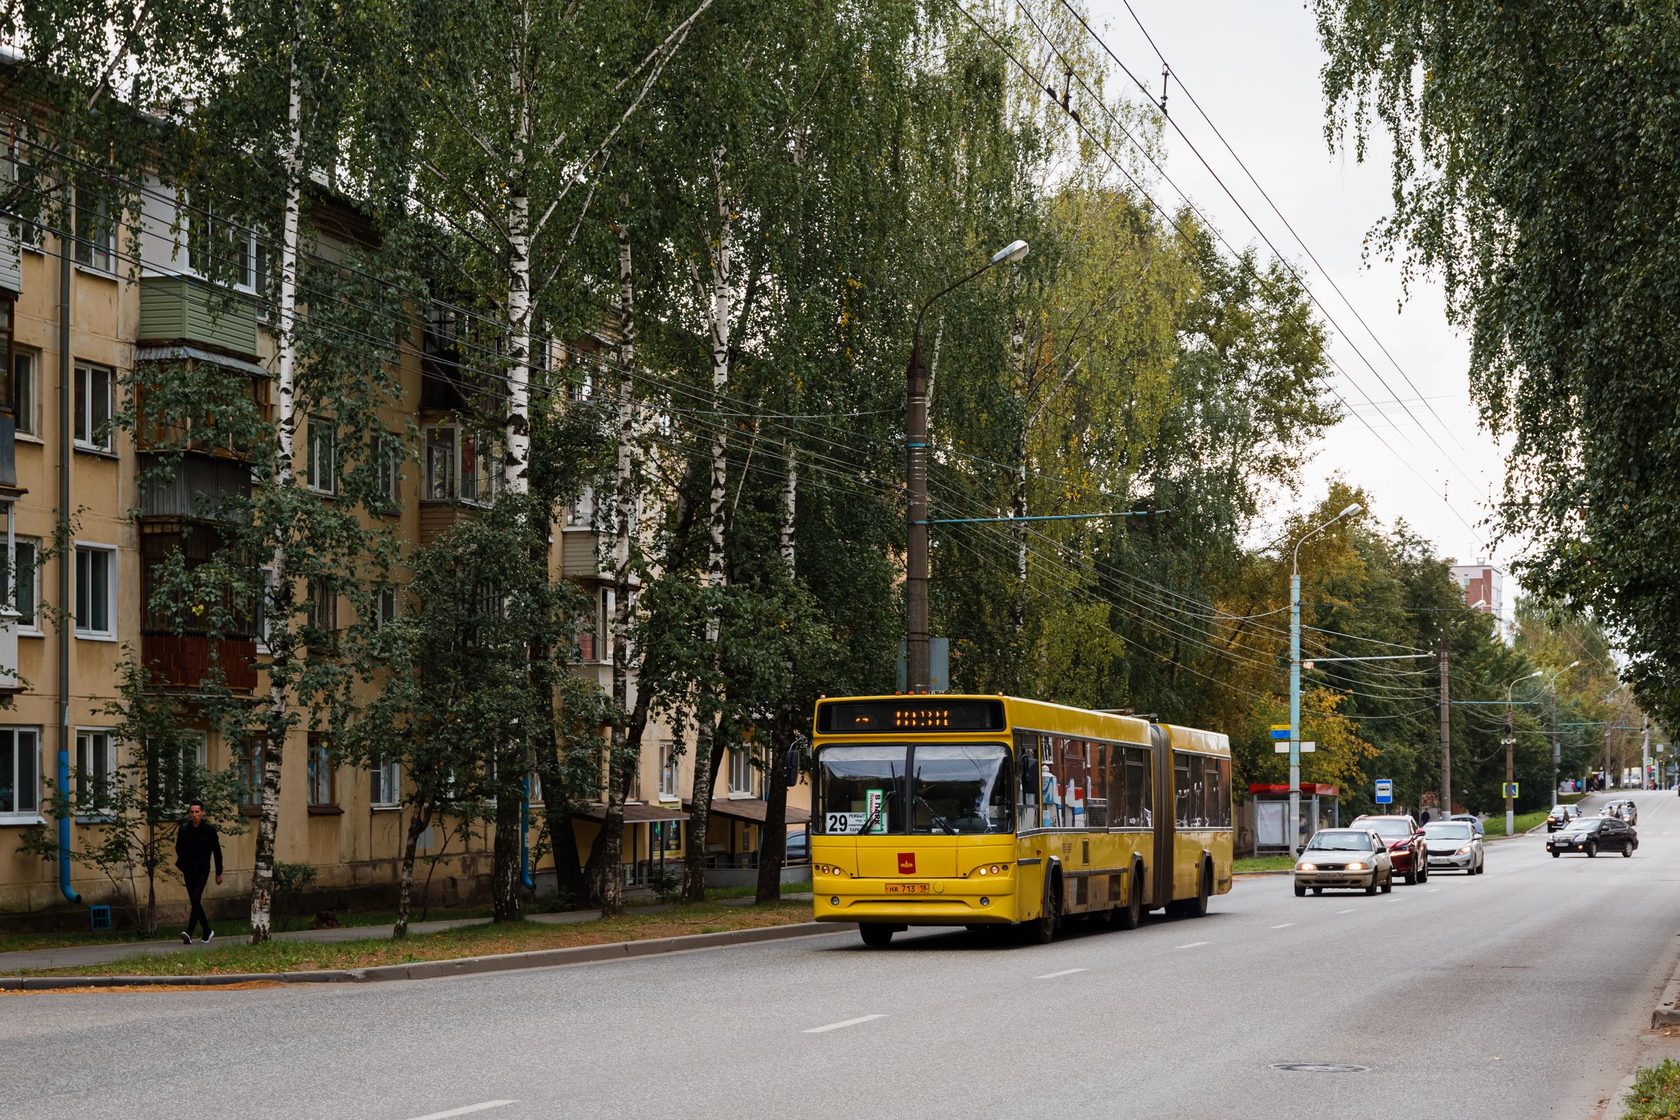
[[6, 792, 1680, 1120]]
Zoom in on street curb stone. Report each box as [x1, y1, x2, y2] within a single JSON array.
[[1652, 962, 1680, 1028], [0, 920, 848, 991]]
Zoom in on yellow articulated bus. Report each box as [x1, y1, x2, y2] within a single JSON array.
[[810, 694, 1232, 947]]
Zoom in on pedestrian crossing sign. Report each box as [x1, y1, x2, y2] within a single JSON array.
[[1502, 781, 1519, 798]]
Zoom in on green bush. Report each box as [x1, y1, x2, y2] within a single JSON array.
[[1623, 1059, 1680, 1119], [271, 862, 318, 932]]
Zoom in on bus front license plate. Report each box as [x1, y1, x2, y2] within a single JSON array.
[[885, 883, 929, 894]]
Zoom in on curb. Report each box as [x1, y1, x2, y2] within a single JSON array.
[[1652, 964, 1680, 1028], [0, 919, 849, 991]]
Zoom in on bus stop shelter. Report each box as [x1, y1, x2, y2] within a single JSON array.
[[1249, 783, 1339, 854]]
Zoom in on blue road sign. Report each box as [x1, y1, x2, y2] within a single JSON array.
[[1374, 779, 1394, 805]]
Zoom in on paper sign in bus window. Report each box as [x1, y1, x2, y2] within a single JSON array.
[[865, 788, 887, 834]]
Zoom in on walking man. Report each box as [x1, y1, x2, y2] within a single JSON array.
[[175, 799, 223, 944]]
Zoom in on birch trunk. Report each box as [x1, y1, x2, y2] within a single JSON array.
[[754, 442, 798, 903], [393, 805, 433, 939], [492, 42, 533, 923], [595, 215, 641, 915], [682, 156, 734, 903], [249, 59, 304, 946]]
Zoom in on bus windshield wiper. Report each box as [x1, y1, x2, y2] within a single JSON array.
[[914, 790, 955, 834]]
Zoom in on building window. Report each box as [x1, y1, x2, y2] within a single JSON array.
[[75, 729, 117, 816], [188, 202, 256, 292], [527, 770, 543, 806], [306, 734, 336, 807], [239, 736, 265, 808], [728, 746, 754, 796], [423, 424, 497, 505], [73, 186, 113, 272], [371, 585, 397, 630], [370, 757, 400, 808], [74, 544, 116, 639], [0, 727, 40, 818], [306, 577, 336, 648], [306, 417, 337, 494], [74, 363, 114, 452], [13, 348, 38, 436], [659, 741, 680, 800], [10, 537, 38, 632], [424, 425, 456, 500], [152, 731, 208, 811], [376, 436, 402, 508], [255, 566, 277, 653]]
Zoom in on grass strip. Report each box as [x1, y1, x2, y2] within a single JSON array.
[[1481, 809, 1550, 838], [20, 900, 812, 978], [1623, 1059, 1680, 1119], [1234, 855, 1294, 873]]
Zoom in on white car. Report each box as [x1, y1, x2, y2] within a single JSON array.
[[1294, 829, 1394, 896], [1422, 820, 1484, 874]]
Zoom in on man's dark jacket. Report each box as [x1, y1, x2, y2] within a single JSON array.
[[175, 820, 223, 876]]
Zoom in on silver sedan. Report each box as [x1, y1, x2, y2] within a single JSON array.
[[1422, 820, 1485, 874], [1294, 829, 1394, 896]]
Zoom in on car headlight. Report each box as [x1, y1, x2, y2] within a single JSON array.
[[1346, 861, 1367, 871], [1456, 846, 1472, 856], [1297, 862, 1317, 872]]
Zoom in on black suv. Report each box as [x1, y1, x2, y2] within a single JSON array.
[[1547, 815, 1638, 858]]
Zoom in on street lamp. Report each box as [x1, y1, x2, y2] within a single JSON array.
[[1288, 501, 1361, 854], [1543, 660, 1581, 801], [1504, 670, 1542, 834], [905, 239, 1029, 693]]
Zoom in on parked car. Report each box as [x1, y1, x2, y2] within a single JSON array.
[[1294, 829, 1394, 896], [1545, 804, 1579, 832], [1547, 815, 1638, 858], [1422, 820, 1485, 874], [784, 829, 809, 863], [1445, 812, 1485, 837], [1351, 814, 1429, 883]]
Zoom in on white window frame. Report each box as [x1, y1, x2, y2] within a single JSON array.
[[306, 417, 337, 495], [370, 757, 400, 808], [423, 424, 456, 500], [73, 542, 117, 640], [659, 741, 680, 801], [255, 566, 277, 653], [527, 770, 543, 806], [0, 726, 41, 821], [73, 363, 115, 453], [372, 584, 397, 630], [73, 189, 114, 273], [239, 737, 266, 808], [155, 731, 208, 812], [422, 423, 497, 506], [728, 746, 755, 797], [187, 201, 257, 293], [11, 536, 39, 634], [12, 348, 39, 438], [74, 728, 117, 819], [376, 437, 402, 507]]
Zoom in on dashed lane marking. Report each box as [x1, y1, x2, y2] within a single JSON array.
[[1036, 968, 1088, 979], [1270, 923, 1295, 929], [405, 1102, 518, 1120], [804, 1014, 888, 1034], [1175, 941, 1210, 950]]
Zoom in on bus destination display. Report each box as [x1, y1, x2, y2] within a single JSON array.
[[817, 698, 1006, 734]]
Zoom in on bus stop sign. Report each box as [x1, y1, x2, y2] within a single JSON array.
[[1374, 779, 1393, 805]]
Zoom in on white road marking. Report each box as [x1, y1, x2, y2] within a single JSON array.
[[1175, 941, 1210, 950], [405, 1103, 518, 1120], [804, 1014, 888, 1034], [1337, 908, 1356, 914], [1426, 888, 1440, 893], [1270, 923, 1295, 929], [1036, 968, 1088, 979]]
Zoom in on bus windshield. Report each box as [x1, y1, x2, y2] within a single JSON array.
[[817, 744, 1011, 835]]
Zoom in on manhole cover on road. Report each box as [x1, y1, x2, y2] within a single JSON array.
[[1270, 1063, 1371, 1074]]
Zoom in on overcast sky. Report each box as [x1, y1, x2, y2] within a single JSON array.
[[1083, 0, 1510, 576]]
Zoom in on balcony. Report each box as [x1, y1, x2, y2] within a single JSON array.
[[0, 609, 19, 695], [138, 275, 259, 359], [142, 632, 258, 692]]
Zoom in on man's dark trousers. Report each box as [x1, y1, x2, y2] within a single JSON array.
[[183, 866, 211, 940]]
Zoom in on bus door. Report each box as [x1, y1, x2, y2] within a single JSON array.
[[1150, 723, 1173, 909]]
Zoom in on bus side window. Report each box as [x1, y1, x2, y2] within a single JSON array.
[[1087, 743, 1108, 828], [1014, 730, 1039, 831]]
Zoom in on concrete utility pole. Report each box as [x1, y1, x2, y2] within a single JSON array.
[[1439, 637, 1451, 816], [1641, 715, 1650, 790], [1505, 670, 1540, 834], [904, 240, 1027, 692]]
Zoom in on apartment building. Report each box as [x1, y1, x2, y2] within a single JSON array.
[[0, 156, 810, 927]]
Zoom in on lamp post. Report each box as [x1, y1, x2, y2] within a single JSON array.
[[1504, 670, 1542, 834], [905, 239, 1028, 693], [1543, 660, 1580, 801], [1288, 502, 1361, 854]]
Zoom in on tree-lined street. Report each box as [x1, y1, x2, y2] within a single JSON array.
[[9, 793, 1680, 1119]]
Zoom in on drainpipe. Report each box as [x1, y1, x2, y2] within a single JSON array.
[[56, 221, 77, 903], [520, 776, 533, 890]]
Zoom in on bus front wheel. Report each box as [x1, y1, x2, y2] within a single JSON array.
[[1026, 871, 1061, 944], [859, 923, 894, 948]]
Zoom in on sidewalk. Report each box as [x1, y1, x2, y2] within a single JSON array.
[[0, 893, 815, 975]]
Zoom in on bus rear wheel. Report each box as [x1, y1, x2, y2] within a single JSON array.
[[1111, 867, 1144, 931], [858, 923, 894, 948]]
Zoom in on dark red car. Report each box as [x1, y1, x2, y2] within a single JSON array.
[[1351, 814, 1429, 884]]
